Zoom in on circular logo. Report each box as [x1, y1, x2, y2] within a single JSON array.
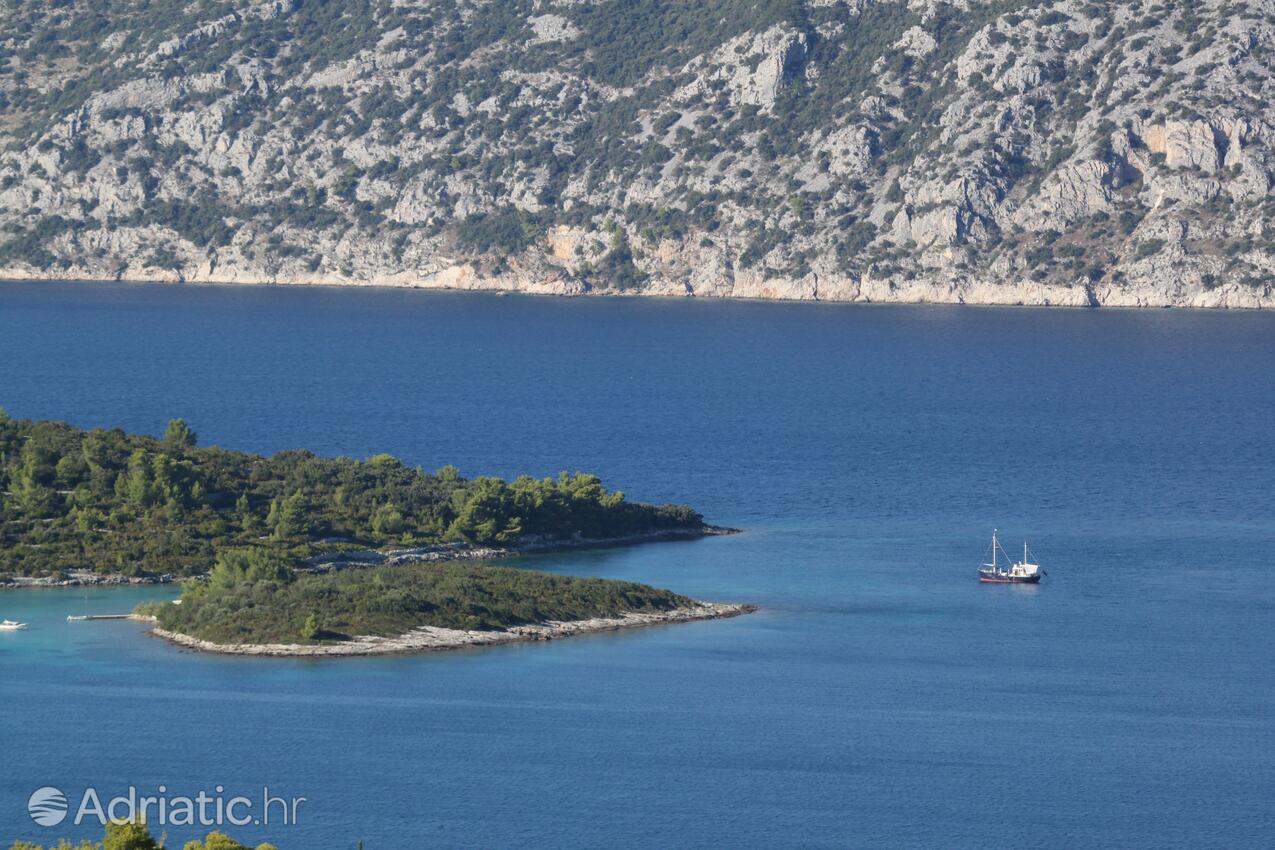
[[28, 786, 68, 827]]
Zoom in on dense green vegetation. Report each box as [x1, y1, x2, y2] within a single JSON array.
[[9, 819, 276, 850], [146, 553, 695, 643], [0, 409, 704, 579]]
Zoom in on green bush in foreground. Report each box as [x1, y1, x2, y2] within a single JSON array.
[[8, 819, 278, 849], [152, 558, 694, 643], [0, 409, 704, 578]]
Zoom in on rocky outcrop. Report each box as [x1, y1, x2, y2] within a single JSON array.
[[674, 25, 810, 110], [0, 0, 1272, 309], [528, 14, 580, 44], [1143, 120, 1227, 174]]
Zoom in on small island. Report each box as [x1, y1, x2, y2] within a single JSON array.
[[140, 551, 752, 657], [1, 409, 751, 654]]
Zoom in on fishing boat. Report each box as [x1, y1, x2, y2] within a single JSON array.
[[0, 619, 28, 631], [978, 530, 1044, 583]]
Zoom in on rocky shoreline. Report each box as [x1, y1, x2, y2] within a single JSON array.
[[313, 525, 739, 572], [4, 270, 1272, 310], [149, 602, 756, 657], [0, 526, 738, 589], [0, 571, 179, 590]]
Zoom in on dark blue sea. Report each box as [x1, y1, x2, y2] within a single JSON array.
[[1, 281, 1272, 849]]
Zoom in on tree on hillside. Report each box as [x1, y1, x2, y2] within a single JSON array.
[[7, 820, 279, 850], [120, 448, 157, 508], [370, 502, 405, 537], [103, 820, 162, 850], [267, 491, 312, 540], [164, 418, 198, 448], [446, 476, 522, 544], [208, 547, 296, 590], [11, 442, 59, 517], [184, 832, 279, 850]]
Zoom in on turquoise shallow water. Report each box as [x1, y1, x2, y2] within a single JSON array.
[[1, 281, 1273, 848]]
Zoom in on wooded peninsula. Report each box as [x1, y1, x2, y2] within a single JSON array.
[[2, 409, 750, 654], [0, 408, 708, 582]]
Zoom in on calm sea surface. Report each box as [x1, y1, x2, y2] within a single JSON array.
[[0, 281, 1273, 849]]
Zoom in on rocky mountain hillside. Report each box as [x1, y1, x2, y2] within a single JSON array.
[[1, 0, 1273, 307]]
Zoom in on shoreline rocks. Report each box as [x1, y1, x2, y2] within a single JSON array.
[[3, 270, 1273, 310], [306, 526, 738, 575], [1, 526, 740, 590], [0, 571, 177, 589]]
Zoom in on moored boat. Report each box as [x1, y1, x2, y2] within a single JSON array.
[[978, 531, 1044, 583]]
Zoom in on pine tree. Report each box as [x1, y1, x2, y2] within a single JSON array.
[[164, 418, 198, 448]]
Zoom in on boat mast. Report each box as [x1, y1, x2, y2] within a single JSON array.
[[992, 530, 997, 570]]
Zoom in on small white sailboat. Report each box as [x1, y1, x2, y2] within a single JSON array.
[[0, 619, 28, 631]]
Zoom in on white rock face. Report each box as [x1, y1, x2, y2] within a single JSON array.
[[813, 126, 875, 178], [0, 0, 1272, 309], [678, 25, 809, 110], [895, 26, 938, 58], [528, 14, 580, 44], [1018, 161, 1114, 229], [1143, 121, 1226, 173]]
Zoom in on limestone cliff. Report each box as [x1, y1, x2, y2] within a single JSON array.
[[1, 0, 1273, 308]]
